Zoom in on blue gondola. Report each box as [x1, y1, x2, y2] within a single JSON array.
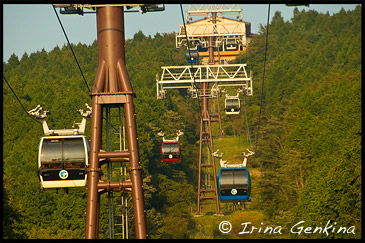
[[218, 167, 250, 201], [186, 49, 199, 63]]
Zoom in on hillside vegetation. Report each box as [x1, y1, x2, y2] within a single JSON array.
[[3, 6, 361, 239]]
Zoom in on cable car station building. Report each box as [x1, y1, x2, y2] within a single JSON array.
[[176, 4, 253, 65]]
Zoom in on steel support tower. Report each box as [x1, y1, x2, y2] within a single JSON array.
[[195, 11, 221, 216], [55, 4, 165, 239], [86, 6, 146, 239]]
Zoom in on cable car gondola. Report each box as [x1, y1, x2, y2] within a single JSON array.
[[226, 38, 238, 50], [38, 135, 90, 189], [218, 167, 250, 201], [161, 141, 180, 162], [28, 104, 92, 190], [225, 97, 240, 115], [186, 49, 199, 63]]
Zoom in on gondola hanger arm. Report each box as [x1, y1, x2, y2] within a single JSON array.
[[28, 105, 51, 135], [242, 148, 255, 157], [212, 149, 224, 158], [28, 103, 91, 136], [73, 103, 92, 135], [157, 129, 165, 137], [176, 130, 184, 141]]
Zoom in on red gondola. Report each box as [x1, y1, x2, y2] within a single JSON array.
[[161, 141, 180, 162]]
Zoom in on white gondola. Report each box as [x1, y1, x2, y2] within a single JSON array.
[[224, 94, 240, 115], [28, 104, 92, 189], [225, 38, 238, 50], [38, 135, 90, 189]]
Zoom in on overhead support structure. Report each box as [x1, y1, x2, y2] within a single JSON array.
[[156, 64, 253, 99], [54, 4, 165, 15], [185, 4, 243, 18]]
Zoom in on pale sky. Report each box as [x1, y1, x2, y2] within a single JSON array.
[[3, 3, 359, 62]]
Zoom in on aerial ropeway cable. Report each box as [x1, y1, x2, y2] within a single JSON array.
[[255, 4, 271, 152]]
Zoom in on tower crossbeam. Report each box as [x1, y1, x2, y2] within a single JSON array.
[[156, 64, 252, 99]]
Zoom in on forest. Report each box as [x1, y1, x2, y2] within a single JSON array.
[[3, 6, 361, 239]]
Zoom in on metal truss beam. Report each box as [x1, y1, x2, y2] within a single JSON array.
[[156, 64, 252, 99], [186, 4, 243, 20], [54, 4, 164, 15]]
